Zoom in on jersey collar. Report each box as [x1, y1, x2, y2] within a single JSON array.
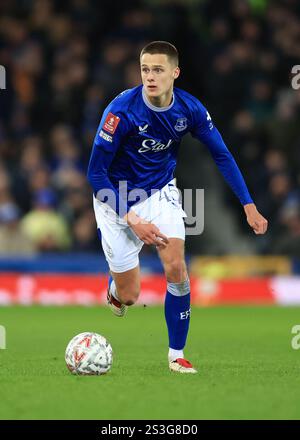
[[142, 87, 175, 112]]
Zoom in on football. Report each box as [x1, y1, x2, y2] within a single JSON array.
[[65, 332, 113, 375]]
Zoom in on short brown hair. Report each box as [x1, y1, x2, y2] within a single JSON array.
[[140, 41, 179, 66]]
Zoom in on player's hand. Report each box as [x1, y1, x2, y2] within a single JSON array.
[[123, 210, 169, 248], [244, 203, 268, 235]]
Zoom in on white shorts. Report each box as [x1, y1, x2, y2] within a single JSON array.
[[93, 179, 187, 273]]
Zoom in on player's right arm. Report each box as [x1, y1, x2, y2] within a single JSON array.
[[87, 106, 169, 248], [124, 210, 169, 248], [87, 108, 130, 216]]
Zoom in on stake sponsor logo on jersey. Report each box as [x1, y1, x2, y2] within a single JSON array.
[[103, 112, 120, 134], [138, 138, 173, 153]]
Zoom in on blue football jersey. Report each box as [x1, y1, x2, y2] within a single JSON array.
[[87, 85, 252, 216]]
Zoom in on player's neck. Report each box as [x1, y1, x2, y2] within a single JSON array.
[[146, 88, 173, 108]]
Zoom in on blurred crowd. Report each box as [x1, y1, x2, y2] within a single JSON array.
[[0, 0, 300, 256]]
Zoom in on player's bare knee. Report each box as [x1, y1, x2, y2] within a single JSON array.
[[123, 297, 136, 306], [165, 259, 187, 282], [120, 294, 139, 306], [116, 286, 140, 306]]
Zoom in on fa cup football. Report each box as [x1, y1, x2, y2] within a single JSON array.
[[65, 332, 113, 375]]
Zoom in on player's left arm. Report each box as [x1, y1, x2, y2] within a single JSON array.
[[243, 202, 268, 235], [191, 102, 268, 235]]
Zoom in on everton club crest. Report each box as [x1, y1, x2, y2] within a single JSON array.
[[174, 117, 187, 132]]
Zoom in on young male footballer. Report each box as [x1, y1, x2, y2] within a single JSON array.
[[87, 41, 268, 374]]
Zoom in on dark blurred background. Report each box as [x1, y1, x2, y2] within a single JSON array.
[[0, 0, 300, 258]]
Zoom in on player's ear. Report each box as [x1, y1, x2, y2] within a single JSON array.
[[173, 67, 180, 79]]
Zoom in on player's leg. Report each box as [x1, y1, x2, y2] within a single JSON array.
[[102, 227, 142, 316], [103, 230, 142, 316], [110, 265, 141, 306], [151, 179, 197, 373], [93, 197, 143, 317], [107, 265, 141, 317], [158, 238, 196, 373], [158, 237, 187, 282], [157, 238, 196, 373]]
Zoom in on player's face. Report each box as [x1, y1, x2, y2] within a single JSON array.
[[140, 53, 180, 103]]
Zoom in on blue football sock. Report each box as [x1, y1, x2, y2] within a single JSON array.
[[164, 278, 191, 351]]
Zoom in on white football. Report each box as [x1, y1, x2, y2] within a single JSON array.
[[65, 332, 113, 375]]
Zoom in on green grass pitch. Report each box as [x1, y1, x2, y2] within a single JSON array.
[[0, 305, 300, 420]]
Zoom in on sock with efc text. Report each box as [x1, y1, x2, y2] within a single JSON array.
[[164, 277, 191, 362]]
